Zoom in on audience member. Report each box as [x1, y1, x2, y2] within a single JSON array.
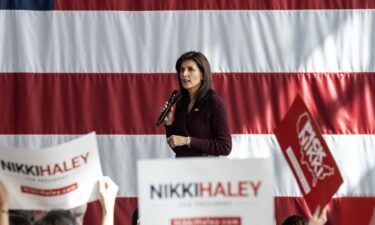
[[308, 206, 327, 225], [131, 208, 140, 225], [0, 176, 118, 225], [9, 212, 33, 225], [281, 215, 308, 225], [69, 205, 87, 225], [281, 206, 328, 225], [1, 176, 332, 225], [98, 176, 119, 225], [0, 179, 9, 225], [33, 210, 77, 225], [9, 210, 35, 222]]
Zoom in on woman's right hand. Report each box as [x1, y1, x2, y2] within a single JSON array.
[[161, 101, 174, 126]]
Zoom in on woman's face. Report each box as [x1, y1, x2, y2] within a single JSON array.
[[179, 60, 203, 94]]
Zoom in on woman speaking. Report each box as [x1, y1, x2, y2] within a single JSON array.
[[162, 51, 232, 157]]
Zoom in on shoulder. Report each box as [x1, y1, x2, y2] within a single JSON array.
[[206, 93, 230, 124], [208, 93, 226, 107], [206, 93, 227, 115]]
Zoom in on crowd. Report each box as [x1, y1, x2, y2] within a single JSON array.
[[0, 177, 118, 225], [0, 175, 331, 225], [281, 206, 327, 225]]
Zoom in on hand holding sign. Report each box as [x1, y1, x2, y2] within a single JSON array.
[[98, 176, 119, 214], [0, 179, 8, 210], [274, 94, 343, 215], [308, 206, 327, 225], [0, 132, 103, 210], [98, 176, 119, 225], [0, 179, 9, 225]]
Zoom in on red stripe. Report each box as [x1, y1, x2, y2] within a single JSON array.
[[83, 197, 137, 225], [55, 0, 375, 11], [275, 196, 375, 225], [84, 196, 375, 225], [0, 73, 374, 134]]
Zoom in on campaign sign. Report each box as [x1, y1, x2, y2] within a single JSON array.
[[138, 158, 274, 225], [0, 132, 103, 210], [274, 94, 343, 213]]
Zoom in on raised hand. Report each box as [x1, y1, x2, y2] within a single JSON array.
[[308, 205, 327, 225]]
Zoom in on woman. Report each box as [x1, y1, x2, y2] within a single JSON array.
[[163, 51, 232, 157]]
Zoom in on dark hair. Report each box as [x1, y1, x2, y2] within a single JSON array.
[[9, 214, 32, 225], [33, 210, 78, 225], [9, 210, 35, 223], [131, 208, 138, 225], [175, 51, 213, 106], [281, 215, 308, 225]]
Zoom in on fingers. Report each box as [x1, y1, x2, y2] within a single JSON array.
[[98, 176, 119, 196], [167, 136, 175, 148], [160, 101, 169, 111], [98, 178, 105, 193], [167, 135, 185, 148], [313, 205, 321, 218], [320, 207, 328, 222], [167, 136, 178, 148], [160, 102, 174, 125], [97, 176, 118, 216], [160, 101, 168, 112], [0, 179, 9, 207], [103, 176, 119, 194], [309, 205, 328, 225]]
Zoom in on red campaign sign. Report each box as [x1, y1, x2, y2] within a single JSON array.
[[274, 94, 343, 214], [171, 217, 241, 225]]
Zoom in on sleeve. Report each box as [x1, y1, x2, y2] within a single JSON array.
[[164, 124, 180, 154], [164, 124, 174, 138], [189, 96, 232, 156]]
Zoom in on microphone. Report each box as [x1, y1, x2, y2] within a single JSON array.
[[156, 90, 181, 127]]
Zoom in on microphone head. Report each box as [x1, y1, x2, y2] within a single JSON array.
[[169, 90, 181, 104]]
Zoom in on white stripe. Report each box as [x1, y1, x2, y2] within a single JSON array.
[[0, 134, 373, 197], [0, 10, 374, 73]]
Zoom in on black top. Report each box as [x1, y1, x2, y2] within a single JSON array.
[[165, 93, 232, 157]]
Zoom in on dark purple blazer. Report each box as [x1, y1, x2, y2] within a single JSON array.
[[165, 93, 232, 157]]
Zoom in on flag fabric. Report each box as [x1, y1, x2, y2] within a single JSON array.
[[0, 0, 374, 224]]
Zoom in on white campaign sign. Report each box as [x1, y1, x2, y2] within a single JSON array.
[[138, 158, 274, 225], [0, 132, 103, 210]]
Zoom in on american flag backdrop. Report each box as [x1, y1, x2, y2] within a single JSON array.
[[1, 0, 375, 224]]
